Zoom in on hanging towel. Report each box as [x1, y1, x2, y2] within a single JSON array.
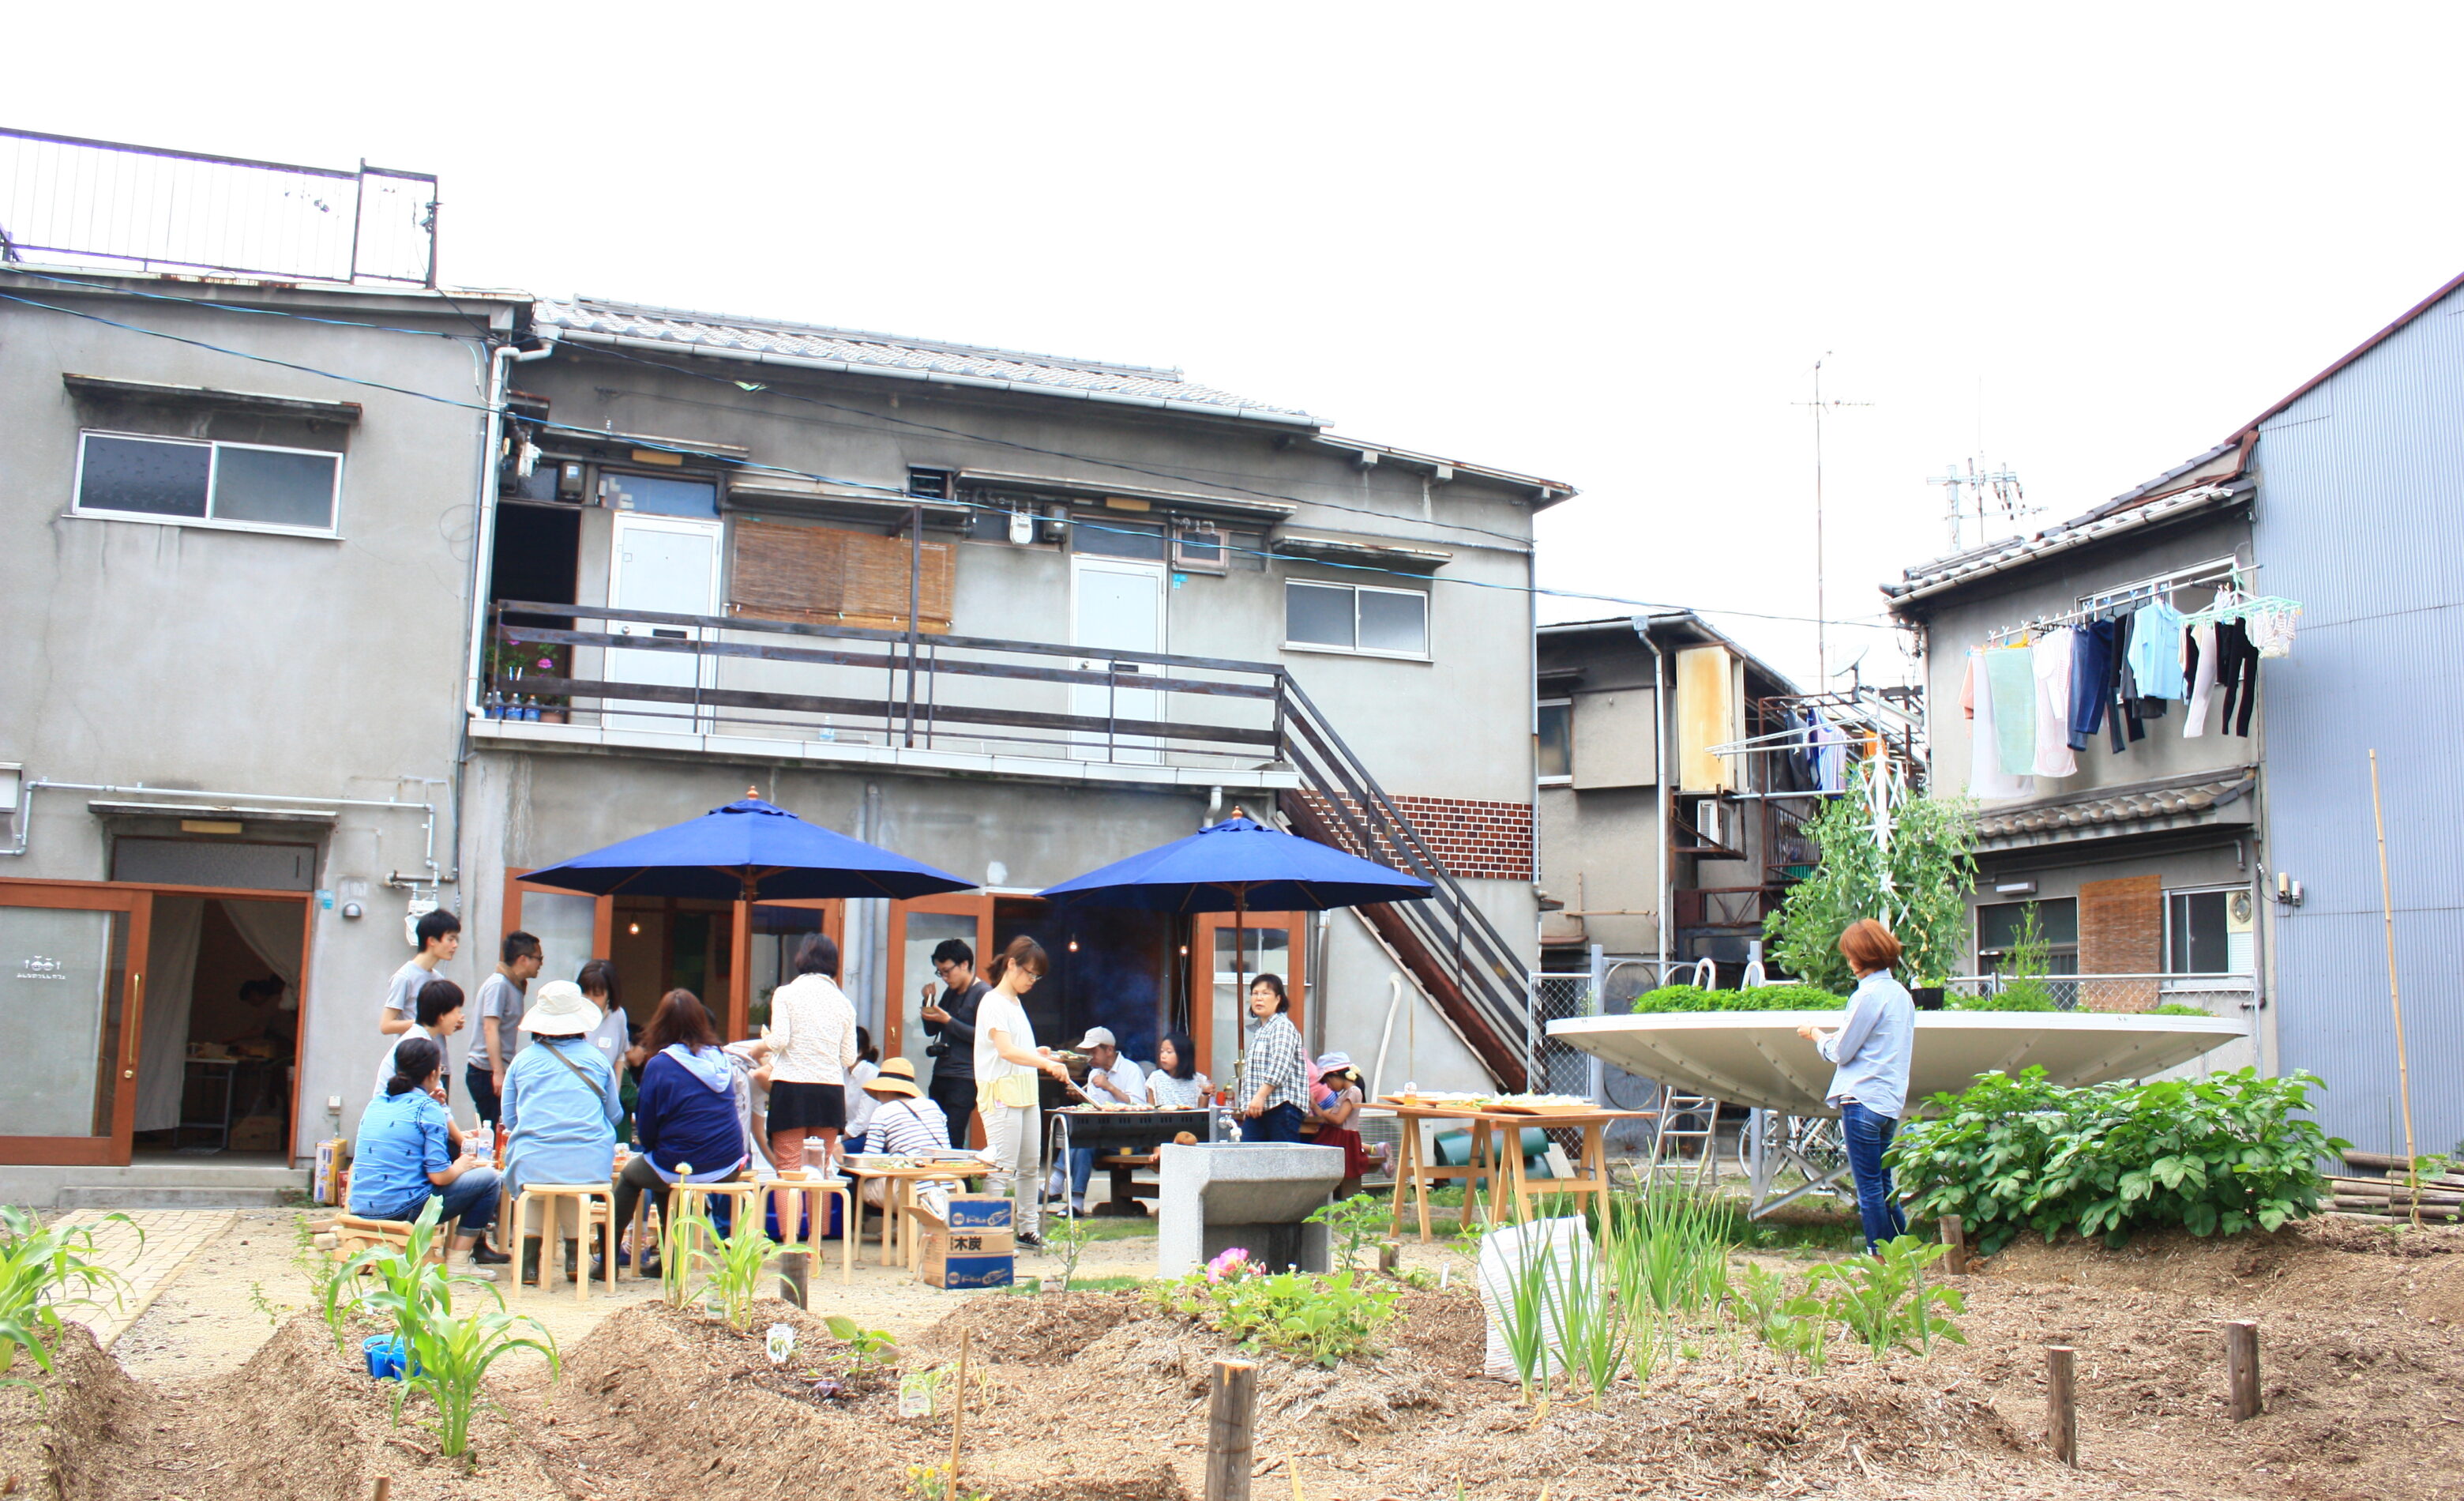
[[2066, 619, 2117, 752], [2127, 599, 2188, 699], [1984, 645, 2038, 779], [2031, 630, 2079, 777], [2183, 621, 2219, 738], [2248, 605, 2300, 659], [1965, 649, 2031, 799]]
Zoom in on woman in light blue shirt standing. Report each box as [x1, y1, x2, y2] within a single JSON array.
[[1797, 919, 1916, 1253]]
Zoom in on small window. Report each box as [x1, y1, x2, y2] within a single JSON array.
[[1282, 580, 1429, 657], [1072, 518, 1166, 560], [906, 466, 953, 499], [605, 473, 719, 517], [2166, 889, 2251, 974], [1535, 700, 1572, 783], [1975, 897, 2079, 973], [1172, 521, 1227, 575], [75, 432, 340, 533]]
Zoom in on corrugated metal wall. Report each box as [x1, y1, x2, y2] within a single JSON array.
[[2256, 283, 2464, 1157]]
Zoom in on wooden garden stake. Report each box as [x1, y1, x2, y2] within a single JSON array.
[[1377, 1240, 1400, 1275], [2225, 1320, 2262, 1420], [1207, 1358, 1259, 1501], [2369, 749, 2421, 1214], [2046, 1346, 2077, 1466], [1938, 1214, 1968, 1274], [777, 1248, 810, 1309], [370, 1480, 392, 1501], [949, 1327, 971, 1488]]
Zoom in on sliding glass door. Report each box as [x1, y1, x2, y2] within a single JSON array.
[[0, 884, 149, 1164]]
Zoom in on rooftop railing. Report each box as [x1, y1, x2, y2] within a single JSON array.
[[1944, 972, 2257, 1016]]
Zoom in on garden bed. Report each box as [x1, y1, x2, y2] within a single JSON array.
[[6, 1222, 2464, 1499]]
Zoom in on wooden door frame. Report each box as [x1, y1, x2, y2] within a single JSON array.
[[1190, 909, 1308, 1084], [734, 899, 845, 1042], [502, 871, 618, 962], [884, 892, 995, 1059], [0, 879, 155, 1165]]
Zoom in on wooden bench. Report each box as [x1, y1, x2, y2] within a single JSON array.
[[1092, 1151, 1160, 1217], [319, 1213, 446, 1266]]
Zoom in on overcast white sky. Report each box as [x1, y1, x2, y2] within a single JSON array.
[[17, 5, 2464, 687]]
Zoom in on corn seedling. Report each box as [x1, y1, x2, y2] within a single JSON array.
[[327, 1199, 501, 1351], [0, 1206, 138, 1387], [392, 1303, 558, 1458], [686, 1199, 781, 1332]]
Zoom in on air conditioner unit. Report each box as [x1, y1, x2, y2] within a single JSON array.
[[1696, 798, 1733, 850]]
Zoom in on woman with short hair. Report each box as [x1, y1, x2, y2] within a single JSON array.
[[1238, 974, 1311, 1144], [1797, 918, 1917, 1253]]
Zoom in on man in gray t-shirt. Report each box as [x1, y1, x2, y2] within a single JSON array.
[[464, 930, 541, 1124], [382, 910, 462, 1036]]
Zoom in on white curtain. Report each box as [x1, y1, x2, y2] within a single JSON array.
[[218, 899, 305, 999], [136, 897, 205, 1132]]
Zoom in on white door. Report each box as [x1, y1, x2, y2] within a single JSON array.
[[1071, 557, 1166, 762], [607, 515, 723, 733]]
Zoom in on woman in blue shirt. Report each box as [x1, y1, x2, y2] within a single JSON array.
[[501, 980, 623, 1281], [1797, 920, 1916, 1253], [348, 1036, 509, 1267], [615, 988, 754, 1277]]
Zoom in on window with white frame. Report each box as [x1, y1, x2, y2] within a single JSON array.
[[74, 431, 341, 533], [1535, 698, 1572, 783], [1283, 579, 1429, 657], [2165, 887, 2253, 975]]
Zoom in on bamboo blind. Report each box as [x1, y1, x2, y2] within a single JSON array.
[[728, 519, 952, 631]]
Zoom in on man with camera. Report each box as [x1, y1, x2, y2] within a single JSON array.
[[918, 938, 988, 1148]]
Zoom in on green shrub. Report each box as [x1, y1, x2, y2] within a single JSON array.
[[1948, 987, 2058, 1013], [2147, 1002, 2212, 1017], [1763, 762, 1979, 994], [1889, 1066, 2346, 1255], [1632, 984, 1846, 1014], [1148, 1260, 1399, 1367], [1951, 903, 2059, 1010]]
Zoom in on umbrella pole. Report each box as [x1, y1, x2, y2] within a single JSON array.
[[1234, 887, 1247, 1107]]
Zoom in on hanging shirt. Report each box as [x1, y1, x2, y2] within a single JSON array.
[[1963, 649, 2031, 799], [2030, 630, 2079, 778], [2126, 599, 2188, 699], [1984, 645, 2038, 777]]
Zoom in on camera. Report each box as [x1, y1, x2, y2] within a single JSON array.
[[924, 1040, 949, 1059]]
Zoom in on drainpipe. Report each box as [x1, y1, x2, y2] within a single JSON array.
[[1631, 616, 1669, 983], [462, 336, 556, 717]]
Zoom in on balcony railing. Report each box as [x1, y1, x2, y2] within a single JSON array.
[[489, 599, 1282, 771], [1944, 972, 2256, 1016]]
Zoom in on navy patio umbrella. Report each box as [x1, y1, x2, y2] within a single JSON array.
[[518, 790, 975, 904], [1035, 811, 1433, 1009]]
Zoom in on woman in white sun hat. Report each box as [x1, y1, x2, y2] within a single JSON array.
[[500, 978, 622, 1281]]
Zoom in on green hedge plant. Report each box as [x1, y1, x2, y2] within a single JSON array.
[[1632, 984, 1845, 1014], [1889, 1066, 2346, 1255]]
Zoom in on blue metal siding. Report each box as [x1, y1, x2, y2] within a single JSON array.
[[2256, 284, 2464, 1156]]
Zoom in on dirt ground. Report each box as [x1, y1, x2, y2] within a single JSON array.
[[8, 1213, 2463, 1500]]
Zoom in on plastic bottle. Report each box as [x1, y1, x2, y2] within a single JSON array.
[[483, 689, 502, 719]]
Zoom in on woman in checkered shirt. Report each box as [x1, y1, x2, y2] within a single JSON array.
[[1237, 974, 1311, 1143]]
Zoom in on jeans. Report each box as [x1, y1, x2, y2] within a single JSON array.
[[464, 1064, 502, 1126], [1243, 1103, 1306, 1144], [1840, 1100, 1907, 1252], [366, 1164, 500, 1236]]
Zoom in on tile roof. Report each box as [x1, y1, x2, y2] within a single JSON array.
[[535, 297, 1323, 426], [1969, 770, 2257, 849]]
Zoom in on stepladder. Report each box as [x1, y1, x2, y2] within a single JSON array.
[[1643, 1091, 1722, 1194]]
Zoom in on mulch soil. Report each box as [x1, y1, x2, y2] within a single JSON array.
[[6, 1217, 2463, 1499]]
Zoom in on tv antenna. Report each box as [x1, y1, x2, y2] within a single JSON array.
[[1929, 457, 2034, 551], [1795, 355, 1873, 685]]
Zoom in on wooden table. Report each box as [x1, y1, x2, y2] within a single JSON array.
[[843, 1162, 982, 1268], [1382, 1102, 1650, 1243]]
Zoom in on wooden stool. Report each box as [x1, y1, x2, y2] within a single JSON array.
[[667, 1180, 764, 1268], [327, 1213, 445, 1266], [511, 1183, 618, 1300], [762, 1172, 855, 1286]]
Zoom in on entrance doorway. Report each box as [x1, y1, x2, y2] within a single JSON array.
[[131, 896, 307, 1161], [607, 511, 723, 733], [1070, 556, 1166, 762]]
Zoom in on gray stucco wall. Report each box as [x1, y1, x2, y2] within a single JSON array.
[[2250, 282, 2464, 1157], [0, 275, 512, 1161]]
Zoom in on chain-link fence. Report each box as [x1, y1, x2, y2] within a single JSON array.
[[1526, 972, 1598, 1098], [1944, 972, 2256, 1015]]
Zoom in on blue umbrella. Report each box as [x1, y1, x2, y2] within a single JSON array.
[[1037, 813, 1432, 1002], [518, 791, 975, 904]]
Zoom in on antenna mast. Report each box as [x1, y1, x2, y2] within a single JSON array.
[[1929, 456, 2034, 551]]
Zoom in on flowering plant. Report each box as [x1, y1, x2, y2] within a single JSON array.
[[1204, 1247, 1260, 1283]]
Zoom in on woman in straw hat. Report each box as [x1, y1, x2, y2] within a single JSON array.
[[853, 1056, 950, 1207], [501, 978, 622, 1280]]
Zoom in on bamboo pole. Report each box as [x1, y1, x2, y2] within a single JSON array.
[[2225, 1321, 2262, 1420], [2368, 750, 2421, 1221], [948, 1327, 970, 1489], [2046, 1346, 2077, 1466]]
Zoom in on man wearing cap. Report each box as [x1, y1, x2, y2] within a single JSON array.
[[855, 1057, 950, 1207], [499, 979, 622, 1281], [1050, 1027, 1145, 1214]]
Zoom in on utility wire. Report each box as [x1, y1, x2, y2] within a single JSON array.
[[0, 284, 1904, 636]]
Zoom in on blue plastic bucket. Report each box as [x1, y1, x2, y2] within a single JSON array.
[[362, 1333, 418, 1381]]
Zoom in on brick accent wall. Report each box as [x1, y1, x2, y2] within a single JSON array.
[[1290, 792, 1533, 882]]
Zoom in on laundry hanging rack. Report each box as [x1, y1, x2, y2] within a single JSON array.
[[1981, 558, 2296, 645]]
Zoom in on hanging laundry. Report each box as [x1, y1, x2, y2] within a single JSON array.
[[2216, 619, 2260, 737], [2032, 629, 2079, 777], [1984, 644, 2037, 781], [1964, 649, 2031, 799], [2107, 611, 2145, 750], [1811, 713, 1849, 793], [2183, 620, 2219, 738], [2126, 596, 2189, 700], [2065, 618, 2117, 752], [2248, 603, 2301, 659]]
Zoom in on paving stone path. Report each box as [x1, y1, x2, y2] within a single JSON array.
[[47, 1208, 239, 1347]]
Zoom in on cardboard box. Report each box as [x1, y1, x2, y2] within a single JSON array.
[[922, 1251, 1013, 1290], [229, 1115, 283, 1153], [924, 1227, 1015, 1258], [945, 1194, 1012, 1231]]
